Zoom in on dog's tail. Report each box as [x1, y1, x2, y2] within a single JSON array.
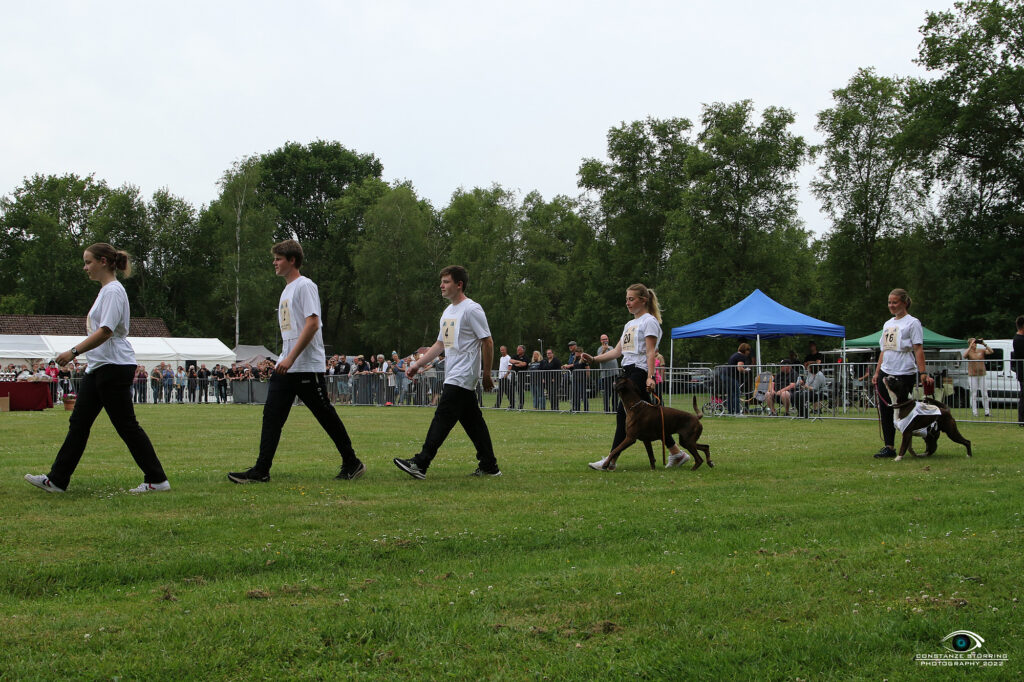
[[924, 397, 950, 410], [693, 395, 703, 420]]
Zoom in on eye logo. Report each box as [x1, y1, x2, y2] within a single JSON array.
[[942, 630, 984, 653]]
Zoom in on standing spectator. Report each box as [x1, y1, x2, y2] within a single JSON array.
[[653, 352, 665, 399], [162, 364, 174, 403], [803, 341, 824, 370], [25, 243, 169, 494], [228, 239, 364, 483], [721, 343, 752, 415], [394, 265, 501, 479], [174, 366, 185, 403], [1013, 315, 1024, 426], [134, 365, 148, 403], [527, 350, 545, 409], [562, 341, 589, 412], [495, 345, 513, 408], [582, 283, 689, 470], [197, 364, 211, 403], [871, 288, 929, 458], [187, 365, 198, 402], [963, 338, 993, 417], [213, 364, 227, 404], [539, 348, 561, 411], [594, 333, 619, 412], [150, 366, 162, 403], [508, 344, 529, 409], [45, 360, 59, 403], [336, 354, 352, 404], [392, 351, 409, 405]]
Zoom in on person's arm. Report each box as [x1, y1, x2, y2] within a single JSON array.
[[480, 337, 494, 391], [644, 335, 658, 391], [407, 341, 445, 379], [56, 326, 113, 367], [276, 314, 319, 374], [914, 343, 927, 383], [872, 351, 885, 385]]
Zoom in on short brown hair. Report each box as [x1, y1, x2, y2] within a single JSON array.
[[440, 265, 468, 292], [272, 239, 304, 269]]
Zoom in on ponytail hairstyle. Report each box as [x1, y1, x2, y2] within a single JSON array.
[[86, 243, 132, 278], [888, 288, 912, 310], [627, 283, 662, 323]]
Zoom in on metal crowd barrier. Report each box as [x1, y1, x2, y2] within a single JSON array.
[[52, 362, 1020, 425]]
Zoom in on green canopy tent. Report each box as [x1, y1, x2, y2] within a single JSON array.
[[845, 326, 967, 350]]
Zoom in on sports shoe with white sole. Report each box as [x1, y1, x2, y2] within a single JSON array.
[[24, 474, 65, 493], [393, 457, 426, 480], [335, 461, 366, 480], [129, 480, 171, 493], [588, 457, 615, 471], [666, 452, 691, 468], [470, 467, 502, 477]]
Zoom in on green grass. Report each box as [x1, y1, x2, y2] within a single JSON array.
[[1, 405, 1020, 680]]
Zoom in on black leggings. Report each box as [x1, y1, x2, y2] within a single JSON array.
[[611, 366, 676, 453], [49, 364, 166, 490]]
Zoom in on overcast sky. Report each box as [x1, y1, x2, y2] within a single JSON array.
[[2, 1, 955, 235]]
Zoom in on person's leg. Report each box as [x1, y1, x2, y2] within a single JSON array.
[[100, 366, 167, 484], [979, 376, 990, 415], [452, 386, 498, 471], [47, 370, 105, 490], [414, 383, 463, 471], [1017, 377, 1024, 424], [254, 373, 298, 473], [294, 373, 360, 467], [969, 375, 979, 415]]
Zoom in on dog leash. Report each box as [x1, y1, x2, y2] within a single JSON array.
[[650, 392, 667, 466]]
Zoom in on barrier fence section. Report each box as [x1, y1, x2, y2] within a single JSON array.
[[684, 361, 1022, 425], [51, 362, 1022, 426]]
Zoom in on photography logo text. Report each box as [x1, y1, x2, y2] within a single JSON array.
[[915, 630, 1008, 667]]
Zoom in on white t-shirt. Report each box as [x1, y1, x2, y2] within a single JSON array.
[[437, 297, 491, 390], [619, 313, 661, 371], [278, 276, 326, 373], [498, 354, 512, 378], [84, 281, 135, 372], [879, 313, 923, 376]]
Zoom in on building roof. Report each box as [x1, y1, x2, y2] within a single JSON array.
[[0, 315, 171, 337]]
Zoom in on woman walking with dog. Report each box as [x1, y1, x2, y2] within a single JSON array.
[[871, 288, 930, 459], [582, 283, 690, 470], [24, 243, 171, 493]]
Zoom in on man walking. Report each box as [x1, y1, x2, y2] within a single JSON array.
[[228, 239, 365, 483], [394, 265, 501, 479]]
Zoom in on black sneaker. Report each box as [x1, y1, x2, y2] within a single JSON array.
[[470, 467, 502, 477], [227, 468, 270, 483], [393, 457, 426, 480], [872, 447, 897, 459], [335, 461, 366, 480]]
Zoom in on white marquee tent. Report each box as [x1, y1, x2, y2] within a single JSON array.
[[0, 334, 235, 369]]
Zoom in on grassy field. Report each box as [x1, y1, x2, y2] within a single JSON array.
[[1, 404, 1020, 680]]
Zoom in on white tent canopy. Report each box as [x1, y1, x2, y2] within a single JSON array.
[[0, 334, 235, 369]]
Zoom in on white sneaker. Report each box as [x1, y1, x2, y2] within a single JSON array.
[[666, 452, 691, 468], [588, 457, 615, 471], [129, 480, 171, 493], [24, 474, 65, 493]]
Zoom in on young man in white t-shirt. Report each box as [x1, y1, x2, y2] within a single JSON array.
[[394, 265, 501, 479], [228, 240, 364, 483]]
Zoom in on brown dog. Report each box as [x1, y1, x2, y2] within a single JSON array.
[[891, 397, 972, 461], [600, 375, 712, 471]]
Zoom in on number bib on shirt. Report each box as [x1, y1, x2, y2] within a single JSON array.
[[881, 325, 900, 352], [441, 318, 457, 349], [621, 323, 638, 354], [279, 299, 294, 336]]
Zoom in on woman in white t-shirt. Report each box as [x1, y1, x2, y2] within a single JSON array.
[[582, 283, 690, 471], [25, 243, 170, 494], [871, 288, 930, 459]]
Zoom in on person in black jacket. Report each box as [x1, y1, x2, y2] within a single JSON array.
[[1013, 315, 1024, 426], [539, 348, 561, 411]]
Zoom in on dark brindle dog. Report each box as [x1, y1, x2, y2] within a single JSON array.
[[890, 396, 972, 461], [601, 375, 712, 471], [882, 376, 972, 461]]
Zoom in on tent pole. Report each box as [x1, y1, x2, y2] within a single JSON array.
[[669, 339, 674, 407], [756, 335, 762, 372]]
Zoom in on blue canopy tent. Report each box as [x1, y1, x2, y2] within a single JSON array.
[[670, 289, 846, 368]]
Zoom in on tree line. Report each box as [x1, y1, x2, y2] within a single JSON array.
[[1, 1, 1020, 364]]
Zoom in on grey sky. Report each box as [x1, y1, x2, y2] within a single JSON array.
[[2, 1, 954, 235]]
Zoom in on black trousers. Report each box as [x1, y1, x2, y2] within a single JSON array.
[[255, 372, 358, 472], [49, 364, 166, 490], [414, 383, 497, 473], [876, 371, 915, 446], [1016, 377, 1023, 424], [611, 366, 676, 454], [497, 376, 514, 408]]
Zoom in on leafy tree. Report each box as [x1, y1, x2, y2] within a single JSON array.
[[351, 184, 443, 352], [812, 68, 925, 327]]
